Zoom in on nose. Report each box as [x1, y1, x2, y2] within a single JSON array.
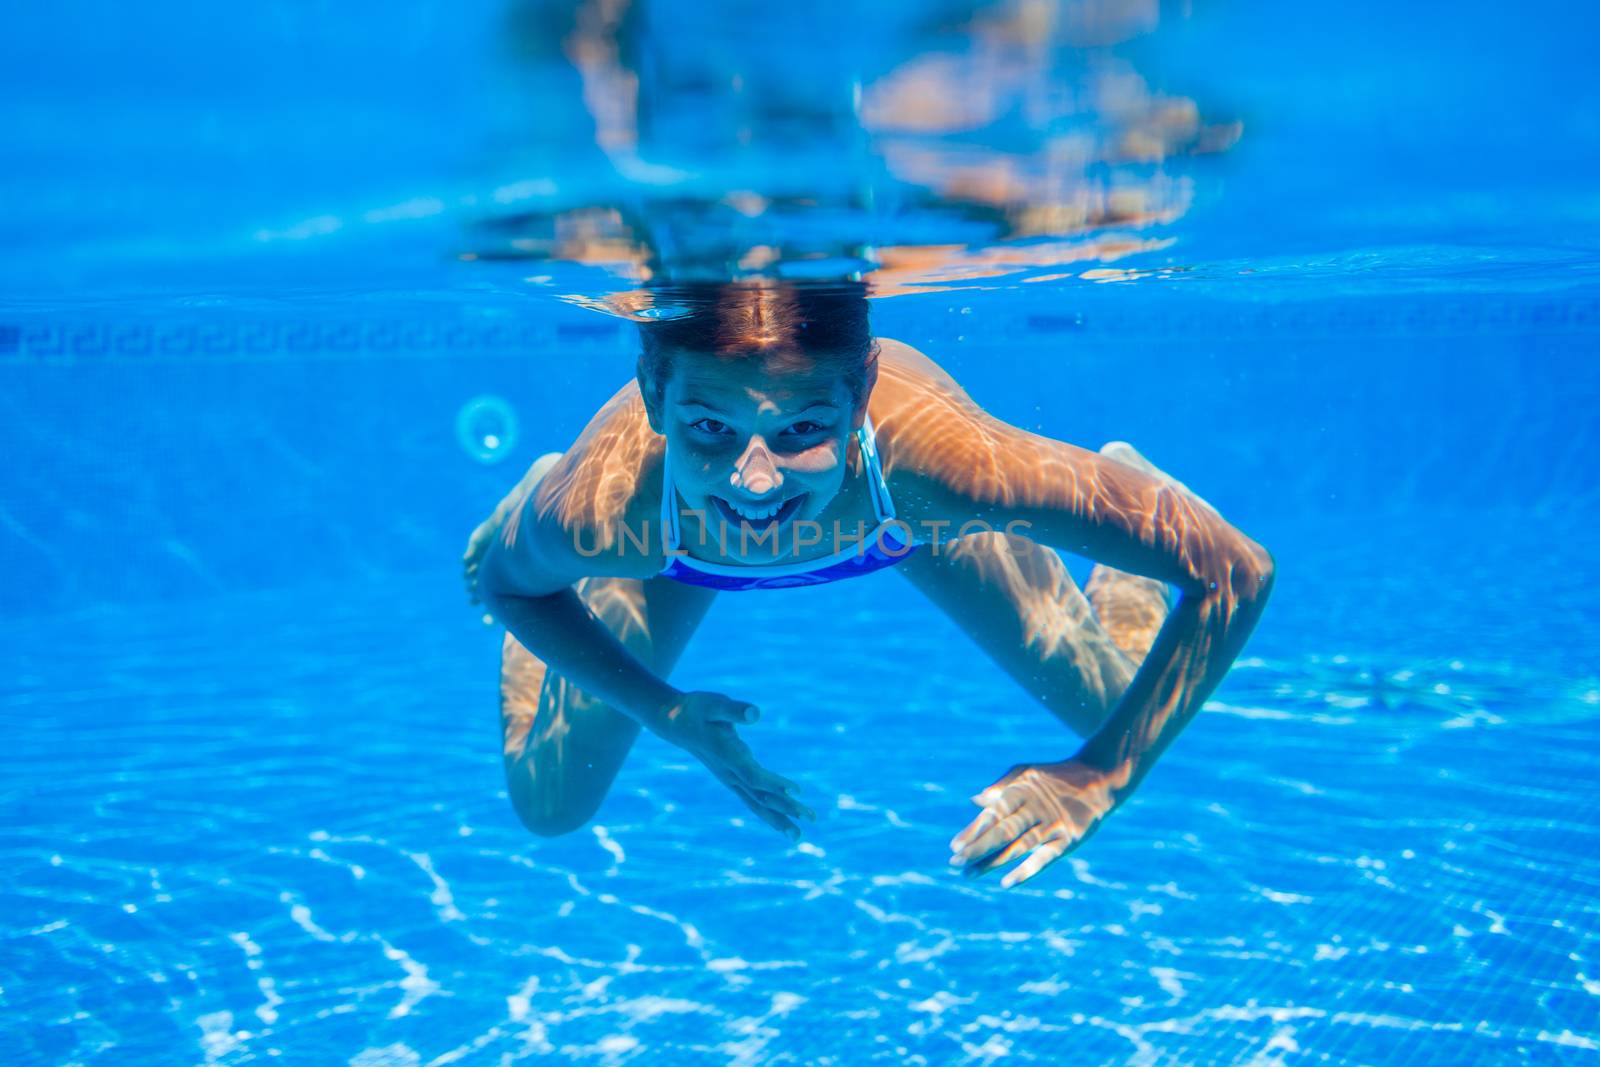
[[730, 436, 783, 497]]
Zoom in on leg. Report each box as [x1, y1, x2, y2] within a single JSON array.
[[896, 442, 1197, 737], [500, 573, 715, 836], [898, 530, 1135, 738], [1082, 564, 1168, 664], [1083, 442, 1195, 663]]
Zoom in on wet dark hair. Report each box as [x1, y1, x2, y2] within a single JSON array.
[[635, 280, 878, 417]]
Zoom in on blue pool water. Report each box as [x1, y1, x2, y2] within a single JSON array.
[[4, 1, 1600, 1064]]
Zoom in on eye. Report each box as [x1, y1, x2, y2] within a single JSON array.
[[689, 417, 731, 435], [784, 420, 827, 437]]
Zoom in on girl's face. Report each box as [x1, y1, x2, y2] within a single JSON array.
[[655, 349, 863, 560]]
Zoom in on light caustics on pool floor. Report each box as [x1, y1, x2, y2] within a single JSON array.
[[3, 513, 1597, 1065]]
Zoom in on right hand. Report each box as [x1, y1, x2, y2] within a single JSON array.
[[462, 515, 498, 609], [653, 691, 816, 839]]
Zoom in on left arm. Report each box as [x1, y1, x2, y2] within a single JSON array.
[[893, 411, 1275, 885], [992, 429, 1276, 796]]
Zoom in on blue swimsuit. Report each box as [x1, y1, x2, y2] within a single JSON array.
[[658, 417, 920, 591]]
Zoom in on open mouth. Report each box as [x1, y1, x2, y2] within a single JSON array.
[[710, 493, 807, 531]]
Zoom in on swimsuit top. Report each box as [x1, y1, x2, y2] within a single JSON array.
[[657, 416, 920, 591]]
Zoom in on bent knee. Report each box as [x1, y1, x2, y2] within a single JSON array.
[[507, 787, 599, 839], [523, 452, 563, 497]]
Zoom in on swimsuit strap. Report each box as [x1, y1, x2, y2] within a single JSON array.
[[856, 415, 895, 525], [659, 447, 682, 555]]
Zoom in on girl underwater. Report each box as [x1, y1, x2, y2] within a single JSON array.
[[464, 281, 1274, 889]]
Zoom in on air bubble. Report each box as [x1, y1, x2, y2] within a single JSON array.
[[456, 395, 519, 464]]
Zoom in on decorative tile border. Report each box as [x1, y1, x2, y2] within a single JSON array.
[[995, 295, 1600, 341], [0, 318, 632, 365], [2, 294, 1596, 364]]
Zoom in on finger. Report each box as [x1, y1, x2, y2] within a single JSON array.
[[968, 823, 1052, 875], [740, 769, 813, 822], [706, 701, 760, 725], [716, 739, 808, 820], [1000, 840, 1067, 889], [752, 786, 817, 823], [951, 812, 1035, 872], [972, 772, 1022, 807], [950, 809, 998, 853], [730, 781, 801, 839], [949, 788, 1026, 852], [716, 739, 796, 793], [951, 810, 1040, 869], [717, 767, 785, 822], [744, 763, 803, 801]]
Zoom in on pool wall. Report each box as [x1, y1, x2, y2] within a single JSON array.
[[4, 292, 1596, 618]]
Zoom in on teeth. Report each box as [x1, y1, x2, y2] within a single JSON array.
[[727, 498, 783, 521]]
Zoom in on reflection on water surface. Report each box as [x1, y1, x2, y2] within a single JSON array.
[[472, 0, 1238, 300]]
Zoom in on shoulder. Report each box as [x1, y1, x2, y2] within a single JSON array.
[[866, 338, 1038, 516], [871, 338, 976, 407], [868, 338, 992, 466], [491, 381, 666, 592]]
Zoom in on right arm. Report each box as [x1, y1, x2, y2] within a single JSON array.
[[476, 464, 682, 732], [476, 464, 813, 836], [483, 579, 683, 733]]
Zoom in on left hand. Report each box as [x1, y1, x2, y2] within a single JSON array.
[[948, 759, 1121, 888]]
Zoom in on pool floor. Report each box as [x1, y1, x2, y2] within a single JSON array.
[[2, 510, 1597, 1064]]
